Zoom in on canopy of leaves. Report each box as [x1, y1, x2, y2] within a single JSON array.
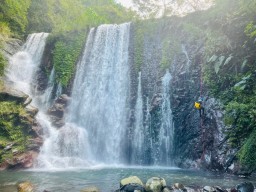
[[0, 0, 31, 36], [27, 0, 135, 34]]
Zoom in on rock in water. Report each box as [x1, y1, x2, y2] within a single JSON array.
[[17, 181, 34, 192], [120, 183, 146, 192], [203, 186, 216, 192], [145, 177, 167, 192], [120, 176, 144, 188], [174, 183, 185, 190], [80, 186, 100, 192], [236, 182, 254, 192]]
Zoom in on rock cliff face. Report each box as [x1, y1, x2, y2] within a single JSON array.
[[127, 17, 233, 170]]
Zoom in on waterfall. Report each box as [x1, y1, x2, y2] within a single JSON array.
[[6, 26, 175, 168], [6, 33, 49, 95], [67, 23, 131, 164], [150, 70, 174, 165], [37, 68, 55, 109], [37, 23, 131, 167], [182, 44, 191, 72], [159, 70, 174, 165], [131, 72, 144, 164]]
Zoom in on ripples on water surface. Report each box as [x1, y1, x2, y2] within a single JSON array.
[[0, 167, 255, 192]]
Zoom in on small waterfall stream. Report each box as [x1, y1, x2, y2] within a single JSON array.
[[6, 33, 49, 95], [131, 72, 145, 164]]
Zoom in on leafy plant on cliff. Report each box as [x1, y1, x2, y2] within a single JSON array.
[[51, 31, 87, 87], [238, 130, 256, 172], [201, 0, 256, 171]]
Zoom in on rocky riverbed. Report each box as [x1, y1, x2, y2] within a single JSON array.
[[6, 174, 256, 192]]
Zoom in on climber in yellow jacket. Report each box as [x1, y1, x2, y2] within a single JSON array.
[[194, 96, 204, 117]]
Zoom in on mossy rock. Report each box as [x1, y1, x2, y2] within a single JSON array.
[[17, 181, 34, 192], [120, 176, 144, 188]]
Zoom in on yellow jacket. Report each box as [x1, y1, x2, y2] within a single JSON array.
[[194, 102, 201, 109]]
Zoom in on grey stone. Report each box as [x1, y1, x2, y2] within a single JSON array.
[[145, 177, 166, 192], [120, 176, 144, 188]]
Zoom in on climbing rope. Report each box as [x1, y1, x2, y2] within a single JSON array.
[[199, 62, 206, 161]]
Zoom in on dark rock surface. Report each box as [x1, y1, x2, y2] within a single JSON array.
[[47, 94, 70, 127]]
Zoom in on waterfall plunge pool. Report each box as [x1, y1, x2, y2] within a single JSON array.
[[0, 167, 255, 192]]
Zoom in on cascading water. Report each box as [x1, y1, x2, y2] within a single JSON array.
[[38, 23, 131, 167], [131, 72, 145, 164], [6, 33, 49, 95], [159, 70, 174, 165], [150, 70, 174, 165], [67, 23, 131, 164], [6, 25, 175, 168], [130, 70, 174, 166]]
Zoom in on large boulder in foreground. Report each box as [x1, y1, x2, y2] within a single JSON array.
[[145, 177, 166, 192], [236, 182, 254, 192], [17, 181, 34, 192], [120, 176, 144, 188]]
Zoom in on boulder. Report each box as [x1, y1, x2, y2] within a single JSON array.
[[17, 181, 34, 192], [24, 97, 33, 106], [47, 94, 70, 128], [203, 186, 216, 192], [6, 151, 38, 169], [120, 176, 144, 188], [0, 87, 29, 104], [119, 183, 146, 192], [80, 186, 100, 192], [56, 94, 70, 105], [27, 137, 43, 151], [185, 187, 197, 192], [25, 105, 39, 117], [145, 177, 166, 192], [163, 186, 173, 192], [174, 183, 185, 190], [236, 182, 254, 192]]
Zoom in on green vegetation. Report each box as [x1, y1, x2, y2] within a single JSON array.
[[201, 0, 256, 171], [32, 0, 135, 88], [0, 101, 32, 163], [0, 0, 31, 37], [50, 31, 87, 87], [238, 130, 256, 171]]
